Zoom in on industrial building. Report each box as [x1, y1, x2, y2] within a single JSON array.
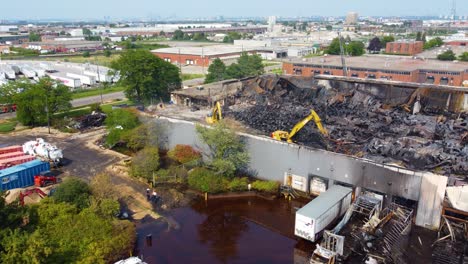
[[24, 40, 103, 53], [152, 45, 259, 67], [385, 40, 424, 55], [282, 55, 468, 86]]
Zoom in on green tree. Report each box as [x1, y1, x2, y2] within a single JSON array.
[[82, 28, 92, 36], [326, 38, 341, 55], [104, 49, 111, 57], [110, 49, 181, 103], [424, 37, 444, 50], [196, 122, 249, 177], [225, 53, 264, 79], [172, 29, 185, 40], [205, 58, 226, 83], [415, 31, 422, 41], [8, 78, 72, 126], [437, 50, 456, 61], [325, 25, 332, 31], [346, 41, 365, 56], [222, 32, 242, 43], [53, 177, 91, 210], [380, 35, 395, 48], [131, 146, 160, 180], [28, 32, 41, 42], [459, 52, 468, 62], [83, 51, 90, 57]]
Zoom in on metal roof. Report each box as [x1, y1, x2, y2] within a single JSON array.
[[297, 185, 352, 219], [0, 159, 43, 175]]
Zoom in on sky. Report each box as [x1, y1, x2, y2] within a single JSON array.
[[1, 0, 466, 20]]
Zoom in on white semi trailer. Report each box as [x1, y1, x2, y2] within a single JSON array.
[[49, 74, 81, 89], [66, 72, 96, 86], [295, 185, 353, 242]]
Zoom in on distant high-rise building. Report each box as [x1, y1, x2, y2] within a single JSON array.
[[345, 12, 359, 25], [268, 16, 276, 33]]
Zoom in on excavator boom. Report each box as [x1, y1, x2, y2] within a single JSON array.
[[206, 101, 222, 124], [272, 109, 328, 143]]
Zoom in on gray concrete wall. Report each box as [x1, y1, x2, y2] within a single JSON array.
[[155, 117, 447, 228], [416, 173, 448, 230]]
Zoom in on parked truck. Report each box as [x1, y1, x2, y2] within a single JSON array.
[[66, 72, 96, 86], [23, 138, 63, 166], [48, 74, 81, 89], [295, 185, 353, 242]]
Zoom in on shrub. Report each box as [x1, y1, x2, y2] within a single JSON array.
[[121, 124, 149, 151], [90, 103, 102, 112], [251, 180, 279, 193], [188, 167, 227, 193], [105, 108, 140, 130], [130, 147, 160, 180], [167, 144, 201, 164], [53, 177, 91, 209], [106, 128, 124, 147], [227, 177, 248, 192]]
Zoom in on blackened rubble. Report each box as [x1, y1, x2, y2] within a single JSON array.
[[225, 75, 468, 176]]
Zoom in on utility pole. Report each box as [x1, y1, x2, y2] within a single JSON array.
[[96, 61, 103, 104], [45, 91, 50, 134], [337, 32, 348, 77]]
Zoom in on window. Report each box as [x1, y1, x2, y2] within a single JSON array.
[[323, 71, 331, 75], [164, 58, 171, 63], [367, 74, 376, 79], [440, 77, 449, 85], [351, 73, 359, 77], [426, 76, 434, 84], [186, 59, 194, 65], [313, 70, 321, 74]]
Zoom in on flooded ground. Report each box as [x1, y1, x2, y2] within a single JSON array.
[[135, 196, 436, 264]]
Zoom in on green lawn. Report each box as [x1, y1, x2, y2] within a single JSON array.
[[262, 61, 281, 67], [181, 73, 205, 81], [72, 86, 126, 99], [0, 121, 17, 133], [40, 54, 121, 67]]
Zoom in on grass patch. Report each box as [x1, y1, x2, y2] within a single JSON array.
[[72, 86, 126, 99], [181, 73, 205, 81], [0, 121, 17, 133], [262, 61, 281, 67], [270, 68, 283, 75], [40, 53, 121, 67]]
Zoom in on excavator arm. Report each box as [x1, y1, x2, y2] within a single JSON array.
[[272, 110, 328, 143], [206, 102, 222, 124]]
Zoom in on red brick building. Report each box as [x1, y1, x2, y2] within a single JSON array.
[[282, 55, 468, 86], [385, 41, 424, 56]]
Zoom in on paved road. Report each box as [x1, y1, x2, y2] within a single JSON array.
[[72, 91, 126, 108], [0, 91, 127, 120]]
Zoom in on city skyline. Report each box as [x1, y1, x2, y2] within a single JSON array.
[[1, 0, 467, 21]]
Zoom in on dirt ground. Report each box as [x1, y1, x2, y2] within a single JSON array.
[[0, 127, 190, 221]]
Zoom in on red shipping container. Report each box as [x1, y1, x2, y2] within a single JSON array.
[[0, 145, 23, 155], [0, 151, 26, 161], [0, 155, 35, 170]]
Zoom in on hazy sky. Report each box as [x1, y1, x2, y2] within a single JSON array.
[[2, 0, 466, 20]]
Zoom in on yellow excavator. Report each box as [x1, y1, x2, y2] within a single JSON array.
[[206, 101, 222, 124], [271, 110, 328, 143]]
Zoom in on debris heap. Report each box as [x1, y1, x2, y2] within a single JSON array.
[[225, 76, 468, 176]]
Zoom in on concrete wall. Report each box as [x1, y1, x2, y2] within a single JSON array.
[[155, 117, 447, 229], [415, 173, 448, 230]]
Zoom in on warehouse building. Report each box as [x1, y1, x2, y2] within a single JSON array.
[[282, 55, 468, 86], [152, 45, 258, 67], [385, 41, 424, 55]]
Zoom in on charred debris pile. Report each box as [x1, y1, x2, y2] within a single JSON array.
[[225, 76, 467, 176]]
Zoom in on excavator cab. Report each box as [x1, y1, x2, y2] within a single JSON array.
[[206, 101, 222, 124], [272, 110, 328, 143]]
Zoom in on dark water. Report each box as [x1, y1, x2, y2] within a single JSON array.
[[136, 196, 313, 264], [135, 196, 436, 264]]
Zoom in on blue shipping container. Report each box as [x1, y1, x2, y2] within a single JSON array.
[[0, 160, 50, 191]]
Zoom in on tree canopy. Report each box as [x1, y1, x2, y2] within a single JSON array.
[[459, 52, 468, 62], [437, 50, 456, 61], [0, 77, 72, 126], [326, 38, 365, 56], [380, 35, 395, 48], [0, 179, 135, 263], [424, 37, 444, 50], [196, 122, 249, 177], [225, 53, 264, 79], [110, 49, 181, 103], [367, 37, 382, 53], [205, 58, 227, 84]]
